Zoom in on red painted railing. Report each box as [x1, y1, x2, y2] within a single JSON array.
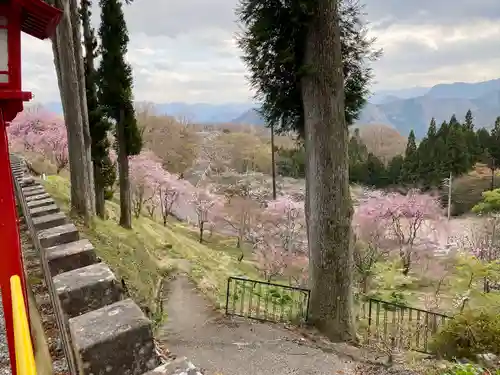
[[0, 112, 30, 375]]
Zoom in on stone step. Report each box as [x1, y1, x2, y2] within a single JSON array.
[[30, 204, 60, 218], [32, 212, 68, 231], [69, 298, 159, 375], [19, 177, 35, 187], [46, 239, 98, 276], [26, 192, 51, 202], [24, 187, 47, 197], [38, 223, 79, 248], [23, 184, 44, 193], [27, 198, 56, 209], [54, 262, 123, 319]]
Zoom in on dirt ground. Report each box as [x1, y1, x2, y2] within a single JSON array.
[[158, 274, 358, 375]]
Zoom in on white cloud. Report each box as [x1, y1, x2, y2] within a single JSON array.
[[19, 0, 500, 104]]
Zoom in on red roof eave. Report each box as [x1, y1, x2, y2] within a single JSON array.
[[15, 0, 62, 40]]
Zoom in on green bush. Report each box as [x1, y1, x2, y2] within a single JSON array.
[[431, 308, 500, 360], [438, 362, 500, 375]]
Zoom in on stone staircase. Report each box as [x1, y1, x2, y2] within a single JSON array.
[[10, 155, 203, 375]]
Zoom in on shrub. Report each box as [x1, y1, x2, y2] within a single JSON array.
[[431, 308, 500, 361], [437, 362, 500, 375]]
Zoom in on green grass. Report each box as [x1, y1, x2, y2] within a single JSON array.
[[42, 175, 262, 315]]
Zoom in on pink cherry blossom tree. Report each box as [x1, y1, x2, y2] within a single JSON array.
[[352, 200, 393, 293], [220, 180, 262, 248], [248, 195, 307, 283], [360, 190, 445, 275], [8, 111, 69, 173], [190, 189, 223, 243], [129, 151, 166, 218], [257, 195, 307, 254], [254, 240, 291, 282], [159, 174, 179, 226]]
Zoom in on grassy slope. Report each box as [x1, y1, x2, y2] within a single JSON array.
[[42, 175, 261, 315]]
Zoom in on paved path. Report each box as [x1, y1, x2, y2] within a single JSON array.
[[159, 274, 356, 375], [0, 293, 11, 375]]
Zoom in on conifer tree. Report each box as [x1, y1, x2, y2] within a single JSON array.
[[463, 109, 480, 163], [237, 0, 377, 341], [401, 130, 419, 184], [387, 155, 404, 185], [417, 118, 443, 188], [238, 0, 381, 136], [489, 117, 500, 189], [98, 0, 142, 228], [364, 153, 387, 188], [444, 123, 471, 177], [81, 0, 115, 218]]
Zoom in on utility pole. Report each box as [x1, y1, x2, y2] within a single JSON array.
[[270, 121, 277, 200], [443, 171, 453, 220]]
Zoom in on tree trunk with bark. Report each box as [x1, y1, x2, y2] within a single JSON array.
[[94, 164, 106, 218], [49, 0, 94, 225], [69, 0, 95, 212], [118, 109, 132, 228], [301, 0, 355, 342]]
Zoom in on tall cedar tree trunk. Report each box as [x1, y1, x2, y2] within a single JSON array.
[[94, 164, 106, 218], [69, 0, 95, 212], [301, 0, 355, 342], [81, 0, 106, 218], [49, 0, 94, 225], [118, 109, 132, 228]]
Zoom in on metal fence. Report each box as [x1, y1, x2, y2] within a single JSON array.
[[225, 276, 310, 324], [361, 297, 453, 353], [224, 276, 454, 354]]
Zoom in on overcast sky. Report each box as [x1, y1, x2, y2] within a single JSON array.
[[22, 0, 500, 104]]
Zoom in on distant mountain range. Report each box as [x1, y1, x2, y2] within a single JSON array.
[[233, 79, 500, 138], [39, 78, 500, 139]]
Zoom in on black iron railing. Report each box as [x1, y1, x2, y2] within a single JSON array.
[[225, 276, 310, 324], [224, 276, 453, 354], [361, 297, 453, 353]]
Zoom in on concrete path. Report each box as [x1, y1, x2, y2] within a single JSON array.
[[159, 274, 356, 375]]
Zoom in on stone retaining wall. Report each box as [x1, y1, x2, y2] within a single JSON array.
[[10, 154, 203, 375]]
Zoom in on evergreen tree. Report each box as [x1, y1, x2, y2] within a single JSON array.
[[417, 118, 445, 188], [437, 120, 450, 140], [462, 109, 480, 163], [98, 0, 142, 228], [348, 129, 369, 184], [444, 123, 471, 177], [364, 153, 387, 187], [401, 130, 419, 184], [81, 0, 115, 218], [427, 117, 437, 138], [464, 109, 474, 131], [237, 0, 381, 136], [237, 0, 368, 340], [387, 155, 404, 185], [449, 114, 460, 128], [489, 117, 500, 189]]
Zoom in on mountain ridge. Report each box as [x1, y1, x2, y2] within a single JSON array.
[[36, 78, 500, 139], [232, 78, 500, 138]]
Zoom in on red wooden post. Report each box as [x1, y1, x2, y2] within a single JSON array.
[[0, 2, 61, 371], [0, 111, 26, 375]]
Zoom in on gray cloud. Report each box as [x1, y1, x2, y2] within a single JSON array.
[[364, 0, 500, 28], [20, 0, 500, 104]]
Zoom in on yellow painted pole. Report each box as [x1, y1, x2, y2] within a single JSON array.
[[10, 275, 36, 375]]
